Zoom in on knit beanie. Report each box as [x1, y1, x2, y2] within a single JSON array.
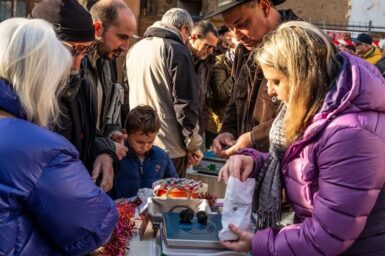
[[31, 0, 95, 42]]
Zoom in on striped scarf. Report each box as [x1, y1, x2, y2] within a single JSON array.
[[254, 105, 287, 229]]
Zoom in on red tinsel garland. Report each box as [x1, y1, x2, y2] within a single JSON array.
[[96, 199, 141, 256], [199, 192, 218, 207]]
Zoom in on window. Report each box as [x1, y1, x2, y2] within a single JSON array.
[[0, 0, 33, 21]]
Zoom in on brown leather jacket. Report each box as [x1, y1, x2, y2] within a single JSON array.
[[220, 9, 300, 152]]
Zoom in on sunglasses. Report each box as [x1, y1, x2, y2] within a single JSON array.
[[62, 42, 97, 56]]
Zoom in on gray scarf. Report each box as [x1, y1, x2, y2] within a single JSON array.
[[254, 105, 287, 229]]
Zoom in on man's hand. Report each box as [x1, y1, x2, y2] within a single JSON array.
[[92, 153, 114, 192], [218, 155, 254, 183], [220, 132, 252, 158], [111, 131, 127, 144], [114, 142, 128, 160], [111, 131, 128, 160], [213, 132, 236, 156], [221, 224, 254, 253], [187, 149, 203, 167]]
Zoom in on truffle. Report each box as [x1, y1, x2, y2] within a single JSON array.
[[196, 211, 208, 225], [179, 208, 194, 224]]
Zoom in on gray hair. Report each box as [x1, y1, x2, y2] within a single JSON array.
[[161, 8, 193, 32], [0, 18, 72, 127]]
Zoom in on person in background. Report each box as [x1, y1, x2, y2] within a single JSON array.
[[187, 20, 219, 147], [213, 25, 234, 56], [206, 36, 237, 148], [353, 33, 382, 64], [375, 40, 385, 78], [219, 21, 385, 256], [0, 18, 117, 255], [111, 105, 178, 199], [32, 0, 118, 192], [126, 8, 203, 177], [206, 0, 298, 157]]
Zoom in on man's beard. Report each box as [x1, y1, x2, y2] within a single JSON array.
[[95, 39, 122, 60]]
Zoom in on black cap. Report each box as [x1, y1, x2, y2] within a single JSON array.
[[32, 0, 95, 42], [353, 33, 373, 45], [206, 0, 286, 19]]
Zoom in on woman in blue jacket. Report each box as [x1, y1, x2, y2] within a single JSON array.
[[0, 18, 117, 255]]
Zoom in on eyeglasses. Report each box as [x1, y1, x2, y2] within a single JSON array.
[[204, 43, 216, 51], [192, 34, 216, 51], [62, 42, 97, 56]]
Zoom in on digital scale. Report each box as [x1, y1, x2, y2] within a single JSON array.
[[193, 152, 227, 176], [161, 212, 246, 255], [163, 212, 224, 249]]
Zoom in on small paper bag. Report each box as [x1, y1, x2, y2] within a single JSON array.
[[218, 177, 255, 241]]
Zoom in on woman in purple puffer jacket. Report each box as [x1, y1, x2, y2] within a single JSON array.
[[219, 21, 385, 255]]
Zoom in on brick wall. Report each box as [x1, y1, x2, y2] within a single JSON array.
[[278, 0, 350, 24]]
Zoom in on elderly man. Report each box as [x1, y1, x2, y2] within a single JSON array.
[[207, 0, 298, 156], [126, 8, 203, 177]]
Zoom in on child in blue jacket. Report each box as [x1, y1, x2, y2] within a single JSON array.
[[112, 105, 178, 199]]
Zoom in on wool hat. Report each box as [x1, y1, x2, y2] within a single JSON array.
[[31, 0, 95, 42], [206, 0, 286, 19], [353, 33, 373, 45]]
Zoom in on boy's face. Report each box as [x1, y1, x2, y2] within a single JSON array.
[[127, 131, 157, 157]]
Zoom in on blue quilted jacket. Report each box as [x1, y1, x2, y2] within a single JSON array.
[[0, 79, 118, 255]]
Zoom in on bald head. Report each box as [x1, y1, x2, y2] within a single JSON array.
[[31, 0, 61, 23], [90, 0, 135, 30], [90, 0, 137, 60]]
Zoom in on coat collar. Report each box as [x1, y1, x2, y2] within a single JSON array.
[[0, 79, 27, 120]]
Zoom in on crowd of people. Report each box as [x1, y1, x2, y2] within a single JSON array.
[[1, 0, 385, 255]]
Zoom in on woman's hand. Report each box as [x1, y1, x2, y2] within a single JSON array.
[[218, 155, 254, 183], [221, 224, 254, 253]]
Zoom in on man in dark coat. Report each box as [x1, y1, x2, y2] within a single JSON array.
[[87, 0, 137, 161], [187, 20, 218, 137], [31, 0, 120, 192], [207, 0, 299, 156]]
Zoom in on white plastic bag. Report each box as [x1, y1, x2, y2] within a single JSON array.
[[218, 177, 255, 241]]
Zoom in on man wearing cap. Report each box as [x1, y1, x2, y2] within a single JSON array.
[[207, 0, 299, 156], [353, 33, 382, 65], [32, 0, 119, 192]]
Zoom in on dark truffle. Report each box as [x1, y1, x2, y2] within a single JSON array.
[[196, 211, 208, 225], [179, 208, 194, 224]]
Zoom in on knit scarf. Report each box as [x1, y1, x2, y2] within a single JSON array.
[[255, 105, 287, 229]]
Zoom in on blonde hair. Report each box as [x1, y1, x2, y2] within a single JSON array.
[[0, 18, 72, 127], [255, 21, 340, 144]]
